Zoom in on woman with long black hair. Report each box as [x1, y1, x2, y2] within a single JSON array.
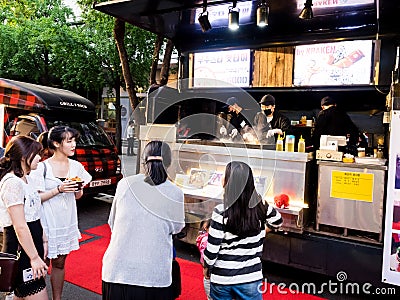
[[102, 140, 185, 300], [0, 136, 48, 299], [30, 125, 92, 300], [204, 161, 283, 300]]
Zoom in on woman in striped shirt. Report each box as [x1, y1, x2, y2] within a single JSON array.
[[203, 161, 283, 300]]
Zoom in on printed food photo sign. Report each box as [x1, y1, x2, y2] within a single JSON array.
[[293, 40, 373, 86]]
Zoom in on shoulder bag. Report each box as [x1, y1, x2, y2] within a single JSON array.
[[0, 251, 20, 292]]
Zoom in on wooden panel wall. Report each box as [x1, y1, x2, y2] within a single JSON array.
[[253, 47, 294, 87]]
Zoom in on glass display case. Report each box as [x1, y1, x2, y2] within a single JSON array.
[[169, 142, 313, 244], [138, 125, 314, 244]]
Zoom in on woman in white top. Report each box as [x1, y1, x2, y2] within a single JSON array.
[[102, 140, 185, 300], [30, 126, 91, 300], [0, 136, 48, 299]]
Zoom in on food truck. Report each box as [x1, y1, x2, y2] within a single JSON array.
[[95, 0, 400, 286], [0, 78, 123, 195]]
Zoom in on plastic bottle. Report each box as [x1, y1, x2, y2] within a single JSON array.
[[285, 135, 295, 152], [377, 138, 384, 159], [357, 147, 365, 157], [298, 135, 305, 153], [276, 135, 284, 151]]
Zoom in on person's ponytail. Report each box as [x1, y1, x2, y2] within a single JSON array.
[[143, 141, 172, 186]]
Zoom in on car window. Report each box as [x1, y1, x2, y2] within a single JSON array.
[[48, 121, 113, 147], [12, 118, 41, 139]]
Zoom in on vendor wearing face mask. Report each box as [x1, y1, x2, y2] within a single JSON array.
[[220, 96, 251, 140], [253, 94, 291, 144]]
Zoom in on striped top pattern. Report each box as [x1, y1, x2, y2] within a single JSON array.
[[204, 203, 283, 285]]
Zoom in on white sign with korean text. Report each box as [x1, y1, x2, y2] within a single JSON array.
[[193, 49, 251, 88]]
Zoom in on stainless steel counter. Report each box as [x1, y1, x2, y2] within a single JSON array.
[[316, 160, 387, 241]]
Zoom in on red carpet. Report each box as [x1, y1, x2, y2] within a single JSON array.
[[61, 224, 325, 299], [79, 233, 94, 243], [85, 224, 111, 238]]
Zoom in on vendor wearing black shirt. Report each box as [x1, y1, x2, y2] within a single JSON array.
[[312, 96, 361, 150], [253, 94, 290, 143]]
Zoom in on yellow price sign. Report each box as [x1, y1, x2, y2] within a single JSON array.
[[330, 170, 374, 202]]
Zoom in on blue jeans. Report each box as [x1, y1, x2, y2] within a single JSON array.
[[210, 280, 262, 300]]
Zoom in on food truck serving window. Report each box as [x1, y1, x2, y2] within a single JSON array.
[[192, 49, 251, 88], [293, 40, 374, 86]]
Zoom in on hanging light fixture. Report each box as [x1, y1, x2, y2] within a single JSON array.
[[228, 1, 239, 30], [198, 0, 212, 32], [257, 0, 269, 27], [299, 0, 313, 19]]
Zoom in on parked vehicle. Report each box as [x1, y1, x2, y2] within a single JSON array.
[[0, 78, 123, 195]]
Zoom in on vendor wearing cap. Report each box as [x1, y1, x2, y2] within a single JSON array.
[[220, 96, 251, 140], [253, 94, 290, 144], [312, 96, 361, 150]]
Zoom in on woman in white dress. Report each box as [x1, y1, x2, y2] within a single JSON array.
[[0, 136, 49, 299], [30, 126, 91, 300]]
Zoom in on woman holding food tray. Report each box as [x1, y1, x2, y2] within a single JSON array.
[[29, 125, 91, 300]]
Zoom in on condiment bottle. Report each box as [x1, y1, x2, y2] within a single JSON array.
[[276, 135, 284, 151], [285, 135, 295, 152], [357, 147, 365, 157], [298, 135, 305, 153], [377, 139, 384, 158]]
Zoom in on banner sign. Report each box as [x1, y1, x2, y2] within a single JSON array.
[[296, 0, 374, 10], [293, 40, 373, 86], [382, 110, 400, 285], [193, 49, 251, 88]]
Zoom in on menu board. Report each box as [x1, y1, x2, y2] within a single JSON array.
[[293, 40, 373, 86], [193, 49, 251, 88]]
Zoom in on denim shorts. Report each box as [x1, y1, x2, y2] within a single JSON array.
[[210, 280, 262, 300]]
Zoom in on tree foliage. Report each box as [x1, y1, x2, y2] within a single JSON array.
[[0, 0, 156, 96], [78, 0, 156, 91]]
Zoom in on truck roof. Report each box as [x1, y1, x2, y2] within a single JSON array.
[[93, 0, 393, 52], [0, 78, 95, 114]]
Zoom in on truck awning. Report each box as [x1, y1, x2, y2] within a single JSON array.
[[92, 0, 394, 52], [0, 78, 94, 112]]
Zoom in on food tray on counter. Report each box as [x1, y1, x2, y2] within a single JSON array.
[[354, 157, 386, 165]]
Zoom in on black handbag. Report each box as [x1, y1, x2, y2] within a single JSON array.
[[0, 176, 21, 292], [0, 251, 19, 292]]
